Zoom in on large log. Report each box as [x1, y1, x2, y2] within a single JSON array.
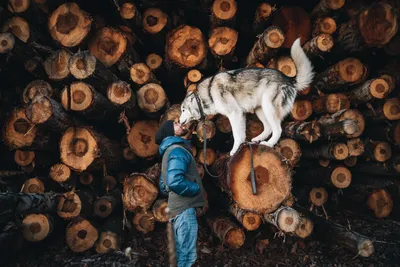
[[346, 78, 391, 104], [302, 142, 349, 161], [0, 32, 43, 65], [66, 217, 98, 253], [21, 213, 53, 242], [211, 144, 292, 214], [44, 49, 72, 81], [136, 83, 168, 116], [290, 99, 312, 121], [123, 172, 158, 212], [362, 140, 392, 163], [264, 206, 300, 233], [152, 199, 168, 223], [266, 56, 297, 77], [210, 0, 237, 28], [206, 216, 245, 249], [295, 165, 352, 189], [310, 0, 345, 18], [165, 24, 207, 69], [282, 120, 321, 143], [48, 3, 92, 48], [317, 109, 365, 138], [313, 58, 366, 93], [246, 26, 285, 66], [127, 120, 159, 159], [335, 2, 398, 53], [59, 126, 122, 172]]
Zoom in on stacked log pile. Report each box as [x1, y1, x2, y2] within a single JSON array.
[[0, 0, 399, 259]]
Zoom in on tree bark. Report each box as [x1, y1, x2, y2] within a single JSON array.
[[310, 0, 345, 19], [127, 120, 159, 159], [246, 26, 285, 66], [283, 120, 322, 143], [123, 172, 158, 212], [59, 126, 122, 172], [206, 216, 245, 249]]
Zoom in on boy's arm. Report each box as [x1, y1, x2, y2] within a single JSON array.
[[166, 148, 200, 197]]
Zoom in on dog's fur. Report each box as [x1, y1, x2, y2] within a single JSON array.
[[179, 38, 315, 156]]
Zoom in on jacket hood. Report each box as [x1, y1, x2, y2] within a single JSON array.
[[159, 136, 191, 156]]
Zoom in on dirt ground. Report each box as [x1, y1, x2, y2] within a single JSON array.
[[5, 209, 400, 267]]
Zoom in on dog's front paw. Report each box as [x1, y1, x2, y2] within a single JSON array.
[[260, 141, 275, 148]]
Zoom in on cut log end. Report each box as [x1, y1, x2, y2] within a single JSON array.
[[44, 49, 72, 80], [344, 156, 357, 167], [196, 120, 217, 142], [137, 83, 167, 114], [88, 27, 127, 67], [383, 98, 400, 121], [60, 127, 98, 172], [369, 78, 391, 99], [314, 17, 337, 35], [338, 58, 365, 83], [127, 120, 159, 158], [1, 16, 30, 43], [57, 192, 82, 220], [50, 163, 71, 183], [3, 107, 38, 149], [309, 187, 328, 207], [25, 95, 54, 125], [123, 147, 136, 161], [143, 8, 168, 34], [48, 3, 92, 47], [130, 63, 153, 85], [14, 150, 35, 167], [212, 0, 237, 21], [23, 80, 53, 104], [316, 34, 334, 51], [276, 207, 301, 233], [133, 210, 155, 234], [347, 138, 365, 157], [103, 175, 117, 192], [256, 3, 273, 19], [331, 166, 352, 189], [95, 231, 120, 253], [152, 199, 168, 223], [340, 109, 365, 138], [107, 81, 133, 105], [208, 27, 238, 56], [291, 100, 312, 121], [242, 212, 262, 231], [22, 214, 51, 242], [69, 51, 97, 79], [367, 189, 393, 218], [8, 0, 30, 13], [295, 216, 314, 238], [197, 147, 217, 166], [268, 56, 297, 77], [94, 198, 114, 218], [23, 178, 45, 194], [215, 114, 232, 134], [146, 53, 163, 70], [228, 144, 292, 214], [61, 82, 93, 112], [373, 142, 392, 162], [160, 104, 181, 125], [120, 2, 137, 20], [123, 173, 158, 211], [79, 171, 93, 185], [209, 217, 245, 249], [275, 138, 301, 167], [166, 25, 207, 68], [66, 218, 98, 252]]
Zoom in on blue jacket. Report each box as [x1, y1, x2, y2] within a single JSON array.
[[159, 136, 200, 197]]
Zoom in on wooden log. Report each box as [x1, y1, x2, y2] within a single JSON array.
[[123, 172, 158, 212], [208, 26, 238, 68], [211, 144, 292, 214], [245, 114, 263, 141], [79, 171, 94, 186], [296, 165, 352, 189], [207, 216, 245, 249], [25, 95, 79, 132], [319, 119, 359, 138], [145, 53, 168, 82], [127, 120, 159, 159], [363, 98, 400, 121], [302, 142, 349, 161], [309, 187, 328, 208], [294, 214, 314, 239], [183, 69, 203, 88], [142, 8, 169, 53], [119, 2, 142, 28], [335, 2, 398, 53], [310, 0, 345, 18], [159, 104, 181, 124], [266, 56, 297, 77], [197, 147, 216, 166], [44, 49, 72, 81], [0, 192, 60, 223], [347, 138, 365, 157], [66, 217, 98, 253], [49, 163, 76, 190], [95, 216, 121, 253], [152, 199, 168, 223], [0, 32, 43, 66], [312, 17, 337, 37], [363, 140, 392, 163], [48, 3, 92, 47], [144, 162, 161, 185], [252, 2, 275, 35], [14, 150, 35, 167], [346, 78, 391, 104], [94, 190, 121, 219], [312, 93, 350, 114], [228, 204, 262, 231], [60, 126, 122, 172], [264, 206, 300, 233], [22, 177, 45, 194], [313, 58, 366, 93], [136, 83, 168, 116], [7, 0, 48, 26], [351, 155, 400, 177], [317, 109, 365, 138], [195, 120, 216, 142], [384, 34, 400, 56], [61, 81, 119, 122], [130, 63, 157, 86], [302, 34, 334, 59], [344, 156, 358, 167], [275, 138, 301, 167], [107, 81, 138, 119], [21, 79, 53, 104], [68, 50, 118, 93], [102, 175, 117, 193], [215, 114, 231, 134], [290, 99, 312, 121], [1, 16, 31, 43], [133, 210, 155, 234], [246, 26, 285, 66], [295, 205, 374, 257], [271, 6, 311, 48], [282, 120, 321, 143], [57, 191, 85, 220], [23, 56, 48, 80], [165, 24, 207, 69], [21, 213, 53, 242], [363, 121, 400, 147], [210, 0, 237, 28]]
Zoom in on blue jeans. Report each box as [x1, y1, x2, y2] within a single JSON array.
[[171, 208, 198, 267]]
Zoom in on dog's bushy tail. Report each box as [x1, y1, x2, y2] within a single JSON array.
[[290, 38, 314, 91]]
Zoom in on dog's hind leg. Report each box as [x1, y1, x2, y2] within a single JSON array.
[[251, 107, 272, 142], [227, 112, 246, 156], [260, 94, 282, 148]]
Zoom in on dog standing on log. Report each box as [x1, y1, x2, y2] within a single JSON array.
[[179, 38, 315, 156]]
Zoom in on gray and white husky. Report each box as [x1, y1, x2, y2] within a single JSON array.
[[179, 38, 314, 156]]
